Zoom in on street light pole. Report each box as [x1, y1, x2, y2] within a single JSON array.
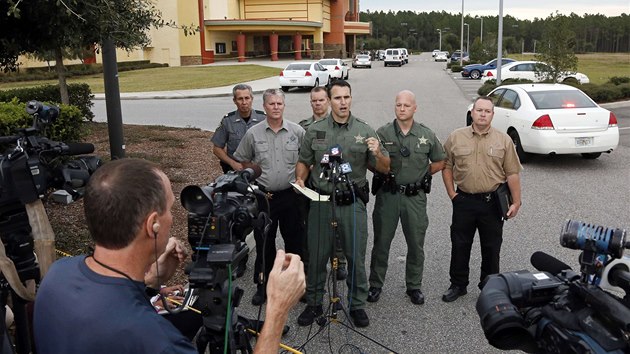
[[437, 29, 442, 51], [479, 17, 483, 43], [460, 0, 464, 66], [464, 23, 470, 53], [497, 0, 504, 85]]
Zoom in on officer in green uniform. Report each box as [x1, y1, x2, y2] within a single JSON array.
[[298, 86, 348, 280], [212, 84, 266, 173], [295, 80, 390, 328], [368, 90, 446, 305]]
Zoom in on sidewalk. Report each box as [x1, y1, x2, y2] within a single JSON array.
[[93, 58, 299, 100]]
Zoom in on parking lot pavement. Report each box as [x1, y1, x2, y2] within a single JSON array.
[[449, 72, 483, 102]]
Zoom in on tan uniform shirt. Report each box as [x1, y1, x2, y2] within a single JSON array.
[[234, 119, 305, 191], [443, 126, 522, 194]]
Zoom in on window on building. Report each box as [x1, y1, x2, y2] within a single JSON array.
[[216, 43, 226, 54]]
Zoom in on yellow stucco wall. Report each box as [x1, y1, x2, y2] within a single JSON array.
[[177, 0, 202, 56]]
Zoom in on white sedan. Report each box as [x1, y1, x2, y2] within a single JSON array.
[[352, 54, 372, 68], [481, 61, 590, 84], [279, 62, 331, 92], [318, 58, 349, 80], [434, 51, 448, 62], [466, 84, 619, 162]]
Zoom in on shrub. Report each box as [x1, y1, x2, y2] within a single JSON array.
[[0, 99, 86, 143], [450, 65, 463, 72], [0, 83, 93, 121], [609, 76, 630, 86]]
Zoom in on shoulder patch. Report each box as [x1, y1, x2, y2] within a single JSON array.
[[224, 110, 237, 118]]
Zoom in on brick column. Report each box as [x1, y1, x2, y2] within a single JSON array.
[[293, 34, 302, 60], [270, 33, 279, 61], [237, 33, 246, 62]]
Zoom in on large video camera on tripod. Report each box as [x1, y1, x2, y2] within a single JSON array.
[[476, 219, 630, 353], [179, 168, 270, 353], [0, 100, 100, 353]]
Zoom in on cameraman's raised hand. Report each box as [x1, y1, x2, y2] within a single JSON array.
[[145, 237, 189, 288], [254, 250, 305, 353]]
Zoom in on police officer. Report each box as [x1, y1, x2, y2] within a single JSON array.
[[212, 84, 266, 173], [234, 88, 305, 306], [367, 90, 446, 305], [441, 96, 522, 303], [298, 87, 348, 280], [295, 80, 390, 328]]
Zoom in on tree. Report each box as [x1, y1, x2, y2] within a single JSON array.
[[534, 12, 578, 82], [1, 0, 169, 104]]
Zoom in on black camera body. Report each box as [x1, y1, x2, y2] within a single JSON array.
[[0, 101, 100, 280], [476, 220, 630, 353]]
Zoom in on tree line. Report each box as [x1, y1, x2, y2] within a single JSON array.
[[359, 10, 630, 54]]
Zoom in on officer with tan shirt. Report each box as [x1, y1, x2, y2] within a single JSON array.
[[441, 96, 522, 303]]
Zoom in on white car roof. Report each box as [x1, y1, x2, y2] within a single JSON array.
[[497, 83, 583, 93]]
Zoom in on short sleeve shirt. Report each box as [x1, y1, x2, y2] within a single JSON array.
[[377, 120, 446, 185], [298, 113, 389, 194], [443, 126, 522, 193], [234, 119, 305, 191], [211, 110, 265, 157]]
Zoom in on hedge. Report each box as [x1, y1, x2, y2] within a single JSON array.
[[0, 99, 86, 143], [0, 83, 93, 121], [476, 77, 630, 103]]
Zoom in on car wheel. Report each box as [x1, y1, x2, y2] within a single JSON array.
[[368, 65, 371, 69], [470, 70, 481, 80], [581, 152, 601, 159], [508, 130, 530, 163], [344, 71, 349, 80], [281, 86, 289, 92], [313, 79, 319, 88]]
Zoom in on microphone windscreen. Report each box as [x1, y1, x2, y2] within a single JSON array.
[[65, 143, 95, 155], [239, 163, 262, 180], [530, 251, 572, 275]]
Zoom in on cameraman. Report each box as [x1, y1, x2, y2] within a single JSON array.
[[33, 159, 305, 353]]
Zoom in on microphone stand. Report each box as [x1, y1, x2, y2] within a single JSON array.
[[326, 159, 347, 321]]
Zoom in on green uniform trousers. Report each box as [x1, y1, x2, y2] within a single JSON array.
[[305, 199, 368, 310], [370, 190, 428, 290]]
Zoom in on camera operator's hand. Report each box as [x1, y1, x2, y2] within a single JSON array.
[[254, 250, 305, 353], [145, 237, 189, 289], [231, 161, 244, 171]]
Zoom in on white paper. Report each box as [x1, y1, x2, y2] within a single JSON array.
[[290, 182, 330, 202]]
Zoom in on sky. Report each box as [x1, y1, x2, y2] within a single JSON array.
[[359, 0, 629, 20]]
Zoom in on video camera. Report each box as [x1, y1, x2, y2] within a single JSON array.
[[0, 100, 100, 280], [179, 168, 270, 353], [476, 219, 630, 353]]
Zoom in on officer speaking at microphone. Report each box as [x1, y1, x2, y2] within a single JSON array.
[[295, 80, 390, 328], [368, 90, 446, 306]]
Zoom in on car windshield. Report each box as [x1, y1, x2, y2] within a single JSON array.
[[527, 90, 597, 109], [357, 55, 369, 59], [285, 64, 311, 70], [319, 60, 337, 65]]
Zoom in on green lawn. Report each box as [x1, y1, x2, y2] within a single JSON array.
[[510, 53, 630, 85], [0, 65, 282, 93]]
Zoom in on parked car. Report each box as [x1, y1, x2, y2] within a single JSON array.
[[466, 84, 618, 162], [461, 58, 516, 79], [431, 49, 440, 57], [399, 48, 409, 64], [376, 50, 386, 61], [434, 51, 448, 62], [384, 48, 403, 67], [279, 62, 331, 91], [352, 54, 372, 68], [450, 51, 469, 64], [481, 61, 590, 84], [318, 58, 349, 80]]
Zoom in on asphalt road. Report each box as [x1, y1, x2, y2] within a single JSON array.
[[93, 54, 630, 354]]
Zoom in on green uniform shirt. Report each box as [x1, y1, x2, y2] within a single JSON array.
[[377, 120, 446, 185], [299, 113, 388, 193], [298, 116, 317, 130]]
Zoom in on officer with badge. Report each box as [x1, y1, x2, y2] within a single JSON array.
[[295, 80, 390, 328], [212, 84, 266, 173], [367, 90, 446, 306]]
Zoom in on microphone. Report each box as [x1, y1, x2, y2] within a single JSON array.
[[239, 164, 262, 181], [63, 143, 95, 156], [329, 144, 342, 163], [530, 251, 572, 275], [319, 154, 330, 178]]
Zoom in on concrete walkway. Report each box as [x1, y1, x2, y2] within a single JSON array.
[[92, 58, 325, 100]]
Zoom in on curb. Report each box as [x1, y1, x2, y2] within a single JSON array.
[[92, 88, 270, 100]]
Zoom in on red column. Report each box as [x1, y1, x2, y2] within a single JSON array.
[[293, 34, 302, 60], [237, 33, 246, 62], [270, 33, 279, 61], [305, 38, 311, 58]]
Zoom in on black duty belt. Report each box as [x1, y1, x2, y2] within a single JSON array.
[[256, 185, 294, 199], [456, 188, 494, 202]]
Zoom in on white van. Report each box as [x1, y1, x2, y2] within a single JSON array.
[[384, 48, 403, 67]]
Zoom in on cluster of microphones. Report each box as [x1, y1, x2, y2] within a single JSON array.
[[320, 145, 352, 180]]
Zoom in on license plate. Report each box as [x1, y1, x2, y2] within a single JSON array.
[[575, 137, 593, 146], [290, 79, 297, 83]]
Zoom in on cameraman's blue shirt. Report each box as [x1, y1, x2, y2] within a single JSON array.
[[34, 256, 196, 354]]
